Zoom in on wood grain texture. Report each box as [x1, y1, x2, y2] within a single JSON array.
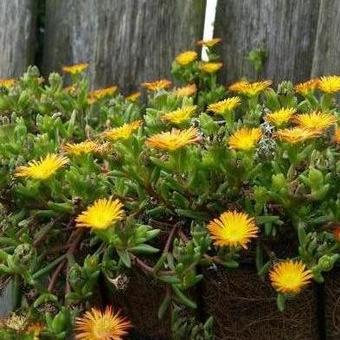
[[311, 0, 340, 77], [43, 0, 206, 92], [215, 0, 320, 85], [0, 0, 37, 78]]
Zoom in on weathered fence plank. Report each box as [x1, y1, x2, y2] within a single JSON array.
[[0, 0, 37, 78], [215, 0, 320, 84], [311, 0, 340, 77], [43, 0, 206, 92]]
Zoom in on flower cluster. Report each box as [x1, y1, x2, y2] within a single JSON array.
[[0, 38, 339, 338]]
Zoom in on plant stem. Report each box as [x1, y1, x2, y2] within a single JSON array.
[[32, 254, 67, 280]]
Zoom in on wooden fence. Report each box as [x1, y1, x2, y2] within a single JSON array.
[[1, 0, 340, 92]]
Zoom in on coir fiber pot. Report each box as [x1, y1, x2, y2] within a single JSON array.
[[324, 267, 340, 339], [201, 265, 320, 340], [103, 269, 171, 339]]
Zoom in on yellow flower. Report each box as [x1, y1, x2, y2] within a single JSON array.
[[334, 128, 340, 144], [265, 108, 296, 127], [228, 80, 248, 93], [88, 86, 118, 104], [270, 260, 312, 295], [76, 198, 124, 229], [175, 51, 198, 66], [102, 120, 142, 141], [75, 306, 131, 340], [208, 97, 241, 115], [62, 63, 89, 74], [229, 80, 272, 96], [293, 111, 337, 132], [196, 38, 222, 47], [126, 91, 141, 102], [318, 75, 340, 93], [276, 127, 320, 144], [199, 62, 223, 74], [15, 154, 68, 180], [63, 141, 99, 156], [208, 211, 258, 249], [294, 79, 319, 96], [146, 127, 200, 151], [174, 83, 197, 97], [161, 105, 197, 124], [142, 79, 172, 92], [0, 78, 16, 89], [228, 127, 262, 151]]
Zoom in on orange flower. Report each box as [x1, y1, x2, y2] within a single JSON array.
[[293, 111, 337, 132], [294, 79, 319, 96], [270, 260, 312, 295], [146, 127, 200, 151], [208, 211, 258, 249], [334, 129, 340, 144], [126, 92, 141, 102], [75, 306, 131, 340], [62, 63, 89, 74], [229, 80, 272, 96], [276, 127, 320, 144], [333, 226, 340, 241], [88, 86, 118, 104], [142, 79, 172, 92], [174, 83, 197, 97], [197, 38, 222, 47]]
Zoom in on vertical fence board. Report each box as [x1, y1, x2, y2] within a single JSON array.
[[215, 0, 320, 84], [43, 0, 206, 92], [311, 0, 340, 77], [0, 0, 37, 78]]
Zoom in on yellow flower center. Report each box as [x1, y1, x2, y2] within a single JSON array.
[[92, 316, 114, 339]]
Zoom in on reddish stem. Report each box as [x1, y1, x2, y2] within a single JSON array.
[[47, 228, 84, 293]]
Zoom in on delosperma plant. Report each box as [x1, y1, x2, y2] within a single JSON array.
[[0, 38, 339, 339]]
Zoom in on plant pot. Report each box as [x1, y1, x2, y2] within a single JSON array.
[[324, 268, 340, 339], [103, 269, 171, 339], [201, 265, 320, 340]]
